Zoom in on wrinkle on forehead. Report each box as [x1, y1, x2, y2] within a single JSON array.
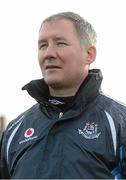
[[38, 19, 79, 42]]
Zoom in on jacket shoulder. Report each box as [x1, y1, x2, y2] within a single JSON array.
[[6, 103, 40, 133], [98, 93, 126, 143], [98, 93, 126, 115]]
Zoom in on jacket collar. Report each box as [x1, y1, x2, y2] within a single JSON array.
[[22, 69, 103, 108]]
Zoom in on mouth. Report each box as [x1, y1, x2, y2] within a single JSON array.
[[45, 65, 61, 70]]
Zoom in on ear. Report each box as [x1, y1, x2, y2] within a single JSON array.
[[86, 46, 96, 65]]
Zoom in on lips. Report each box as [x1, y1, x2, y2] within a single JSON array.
[[45, 65, 61, 69]]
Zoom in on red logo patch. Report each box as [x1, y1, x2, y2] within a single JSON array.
[[24, 128, 34, 138]]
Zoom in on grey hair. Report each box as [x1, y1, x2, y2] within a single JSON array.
[[40, 11, 97, 46]]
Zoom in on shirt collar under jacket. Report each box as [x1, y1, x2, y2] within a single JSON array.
[[22, 69, 103, 110]]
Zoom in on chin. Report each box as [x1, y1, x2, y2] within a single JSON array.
[[44, 78, 62, 88]]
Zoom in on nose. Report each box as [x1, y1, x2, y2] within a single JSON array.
[[44, 44, 57, 59]]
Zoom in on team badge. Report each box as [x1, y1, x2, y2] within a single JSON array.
[[78, 122, 101, 139]]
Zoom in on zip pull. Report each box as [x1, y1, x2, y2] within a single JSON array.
[[59, 112, 63, 119]]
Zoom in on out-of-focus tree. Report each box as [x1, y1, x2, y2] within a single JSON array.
[[0, 115, 6, 139]]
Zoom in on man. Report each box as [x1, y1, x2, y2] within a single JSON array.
[[0, 12, 126, 179]]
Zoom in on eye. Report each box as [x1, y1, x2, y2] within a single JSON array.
[[57, 42, 67, 47], [39, 43, 48, 50]]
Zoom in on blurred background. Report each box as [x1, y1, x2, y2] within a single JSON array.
[[0, 116, 5, 139], [0, 0, 126, 132]]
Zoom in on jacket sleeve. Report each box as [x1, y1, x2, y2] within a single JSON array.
[[120, 115, 126, 178], [121, 139, 126, 178], [0, 132, 10, 179], [112, 107, 126, 179], [117, 105, 126, 178]]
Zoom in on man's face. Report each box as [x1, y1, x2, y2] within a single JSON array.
[[38, 19, 90, 90]]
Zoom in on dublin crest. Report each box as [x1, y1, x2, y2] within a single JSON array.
[[78, 122, 101, 139]]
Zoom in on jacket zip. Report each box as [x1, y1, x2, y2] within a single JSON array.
[[59, 112, 63, 119]]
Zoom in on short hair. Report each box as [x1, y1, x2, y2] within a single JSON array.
[[40, 11, 97, 46]]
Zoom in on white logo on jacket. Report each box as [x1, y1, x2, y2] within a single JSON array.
[[19, 128, 38, 144], [78, 122, 101, 139]]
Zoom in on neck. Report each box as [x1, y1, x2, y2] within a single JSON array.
[[49, 75, 87, 97], [49, 86, 78, 97]]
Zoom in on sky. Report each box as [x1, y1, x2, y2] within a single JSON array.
[[0, 0, 126, 125]]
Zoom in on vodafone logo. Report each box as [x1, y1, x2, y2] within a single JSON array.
[[24, 128, 34, 138], [19, 128, 37, 144]]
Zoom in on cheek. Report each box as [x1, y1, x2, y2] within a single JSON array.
[[38, 52, 43, 66]]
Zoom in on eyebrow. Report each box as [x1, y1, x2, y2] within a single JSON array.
[[38, 39, 47, 45], [54, 37, 67, 41], [38, 36, 67, 45]]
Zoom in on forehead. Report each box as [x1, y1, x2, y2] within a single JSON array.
[[38, 19, 78, 40]]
